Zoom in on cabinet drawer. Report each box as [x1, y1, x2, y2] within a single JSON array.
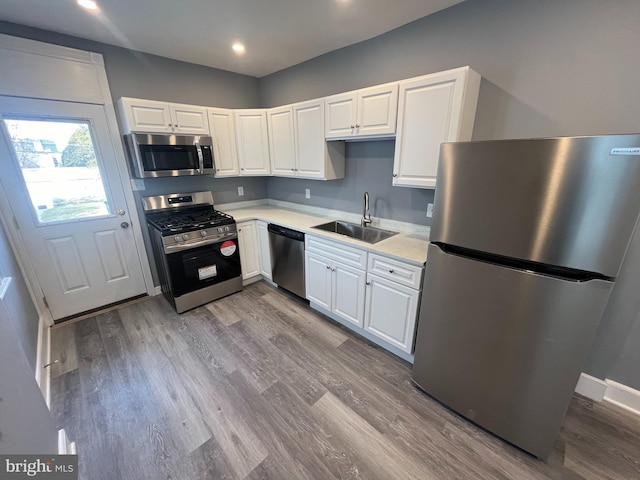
[[367, 253, 423, 289], [306, 235, 367, 270]]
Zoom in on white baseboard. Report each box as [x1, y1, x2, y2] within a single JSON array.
[[154, 285, 162, 296], [575, 373, 607, 402], [35, 314, 52, 408], [58, 429, 76, 455], [604, 379, 640, 416], [575, 373, 640, 417]]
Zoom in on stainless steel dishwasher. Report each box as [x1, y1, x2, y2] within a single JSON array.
[[268, 223, 306, 299]]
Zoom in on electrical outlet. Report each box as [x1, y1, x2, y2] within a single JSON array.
[[238, 186, 244, 196], [305, 188, 310, 199], [427, 203, 434, 218]]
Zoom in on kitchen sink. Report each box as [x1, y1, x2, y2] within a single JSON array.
[[312, 220, 398, 244]]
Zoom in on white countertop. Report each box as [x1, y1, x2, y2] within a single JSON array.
[[220, 203, 429, 266]]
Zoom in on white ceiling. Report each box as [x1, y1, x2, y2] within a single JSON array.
[[0, 0, 463, 77]]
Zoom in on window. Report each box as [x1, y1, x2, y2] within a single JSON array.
[[3, 118, 111, 223]]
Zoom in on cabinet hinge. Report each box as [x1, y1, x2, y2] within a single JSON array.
[[42, 296, 49, 308], [12, 216, 19, 230]]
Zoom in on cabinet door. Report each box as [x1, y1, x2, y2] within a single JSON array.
[[325, 92, 357, 139], [268, 105, 296, 177], [356, 83, 398, 137], [169, 103, 210, 135], [294, 100, 326, 179], [119, 98, 172, 133], [256, 221, 272, 280], [208, 108, 240, 177], [332, 262, 366, 328], [364, 273, 419, 353], [237, 221, 260, 280], [235, 110, 272, 175], [393, 67, 479, 188], [305, 251, 332, 310]]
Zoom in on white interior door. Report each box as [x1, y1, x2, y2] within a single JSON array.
[[0, 96, 146, 320]]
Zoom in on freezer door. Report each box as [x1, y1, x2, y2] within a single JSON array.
[[432, 134, 640, 278], [412, 243, 612, 459]]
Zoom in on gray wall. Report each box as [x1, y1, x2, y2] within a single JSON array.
[[268, 141, 433, 225], [0, 221, 39, 371], [0, 222, 58, 454], [259, 0, 640, 389]]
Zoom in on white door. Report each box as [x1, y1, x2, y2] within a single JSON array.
[[208, 108, 240, 177], [267, 106, 296, 177], [305, 251, 332, 310], [294, 100, 325, 179], [0, 96, 147, 320], [324, 92, 356, 139], [364, 273, 419, 353], [234, 110, 271, 175], [237, 220, 260, 280], [332, 262, 366, 327], [256, 221, 272, 280]]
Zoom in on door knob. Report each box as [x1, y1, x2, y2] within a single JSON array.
[[117, 209, 126, 216], [120, 222, 130, 229]]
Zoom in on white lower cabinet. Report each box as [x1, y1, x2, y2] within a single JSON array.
[[256, 221, 272, 280], [364, 273, 419, 353], [305, 251, 366, 327], [237, 220, 260, 280], [305, 235, 424, 359]]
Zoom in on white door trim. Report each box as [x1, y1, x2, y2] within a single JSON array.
[[0, 34, 155, 314]]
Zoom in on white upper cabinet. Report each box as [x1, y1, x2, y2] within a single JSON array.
[[325, 83, 398, 140], [267, 105, 296, 177], [234, 109, 272, 176], [294, 99, 345, 180], [118, 97, 209, 135], [207, 107, 240, 177], [392, 66, 481, 189], [268, 100, 345, 180]]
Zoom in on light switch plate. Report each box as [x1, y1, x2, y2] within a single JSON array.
[[427, 203, 434, 218], [238, 186, 244, 196], [305, 188, 311, 199]]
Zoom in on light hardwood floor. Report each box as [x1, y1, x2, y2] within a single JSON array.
[[50, 282, 640, 479]]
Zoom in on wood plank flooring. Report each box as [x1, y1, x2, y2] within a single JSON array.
[[50, 282, 640, 479]]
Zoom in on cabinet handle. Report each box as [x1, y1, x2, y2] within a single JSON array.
[[393, 173, 398, 177], [326, 265, 331, 269], [355, 124, 360, 128], [366, 281, 371, 286], [350, 125, 355, 129], [389, 269, 395, 274], [331, 267, 336, 272], [291, 168, 295, 171]]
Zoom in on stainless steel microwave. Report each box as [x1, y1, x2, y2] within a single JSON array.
[[123, 133, 215, 178]]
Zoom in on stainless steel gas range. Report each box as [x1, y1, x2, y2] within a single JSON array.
[[142, 191, 242, 313]]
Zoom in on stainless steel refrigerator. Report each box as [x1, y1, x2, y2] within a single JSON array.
[[412, 134, 640, 459]]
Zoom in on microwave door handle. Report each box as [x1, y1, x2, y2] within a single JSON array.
[[195, 142, 204, 174]]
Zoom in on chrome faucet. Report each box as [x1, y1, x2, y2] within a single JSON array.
[[362, 192, 372, 227]]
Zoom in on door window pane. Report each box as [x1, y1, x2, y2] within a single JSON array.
[[3, 118, 110, 223]]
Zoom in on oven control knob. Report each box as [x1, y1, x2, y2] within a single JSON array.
[[217, 227, 224, 233], [183, 234, 189, 241], [200, 230, 207, 237], [225, 226, 230, 232], [174, 235, 181, 242]]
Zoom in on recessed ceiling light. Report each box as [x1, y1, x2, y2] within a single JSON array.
[[78, 0, 98, 10], [232, 43, 245, 54]]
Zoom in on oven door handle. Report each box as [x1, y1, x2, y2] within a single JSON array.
[[195, 142, 204, 174], [163, 234, 237, 254]]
